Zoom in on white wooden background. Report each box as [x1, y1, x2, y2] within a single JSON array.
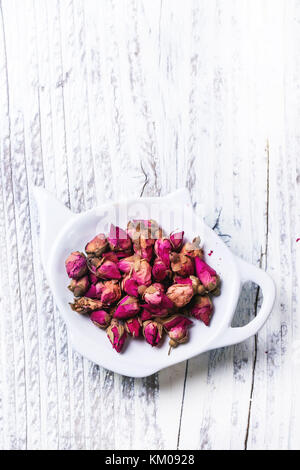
[[0, 0, 299, 450]]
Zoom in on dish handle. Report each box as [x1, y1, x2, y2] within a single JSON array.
[[213, 256, 276, 349]]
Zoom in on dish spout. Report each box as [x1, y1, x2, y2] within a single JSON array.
[[32, 186, 74, 273]]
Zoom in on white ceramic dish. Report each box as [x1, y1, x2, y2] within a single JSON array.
[[32, 186, 275, 378]]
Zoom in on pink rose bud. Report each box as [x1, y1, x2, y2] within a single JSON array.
[[133, 240, 154, 263], [143, 320, 163, 347], [89, 272, 99, 285], [141, 303, 170, 319], [160, 314, 193, 331], [143, 283, 174, 309], [170, 230, 184, 251], [174, 275, 205, 295], [140, 308, 153, 321], [152, 258, 170, 282], [181, 236, 203, 259], [195, 257, 220, 292], [85, 282, 103, 299], [190, 295, 213, 326], [91, 310, 111, 329], [125, 317, 142, 338], [85, 233, 108, 257], [65, 251, 88, 279], [167, 324, 191, 352], [170, 253, 194, 277], [97, 259, 122, 280], [102, 251, 120, 263], [100, 280, 122, 305], [119, 256, 152, 286], [108, 224, 132, 252], [154, 239, 172, 268], [114, 295, 140, 319], [70, 297, 103, 315], [132, 259, 152, 287], [166, 282, 194, 308], [118, 255, 140, 273], [121, 275, 139, 297], [127, 219, 162, 241], [68, 275, 90, 297], [106, 319, 127, 353]]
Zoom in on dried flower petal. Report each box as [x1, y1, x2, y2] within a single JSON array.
[[70, 297, 103, 315], [174, 275, 205, 295], [106, 319, 127, 352], [143, 320, 163, 347], [190, 295, 213, 326], [65, 251, 88, 279], [68, 275, 90, 297], [85, 233, 108, 257], [125, 317, 142, 338], [114, 295, 140, 319], [91, 310, 111, 329], [141, 303, 170, 319], [195, 257, 220, 292]]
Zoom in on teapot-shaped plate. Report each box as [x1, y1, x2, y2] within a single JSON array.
[[32, 187, 275, 377]]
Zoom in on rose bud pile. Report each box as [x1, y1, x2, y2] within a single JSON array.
[[65, 220, 221, 354]]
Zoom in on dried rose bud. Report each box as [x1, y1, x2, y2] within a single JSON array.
[[85, 233, 108, 257], [127, 219, 162, 241], [132, 259, 152, 287], [106, 319, 127, 353], [108, 224, 132, 252], [168, 324, 190, 353], [124, 317, 142, 338], [181, 236, 203, 259], [91, 310, 111, 329], [190, 295, 213, 326], [143, 283, 174, 309], [121, 275, 139, 297], [143, 320, 163, 347], [102, 251, 119, 263], [118, 255, 141, 273], [97, 259, 122, 280], [133, 240, 154, 263], [140, 308, 153, 321], [170, 230, 184, 251], [154, 238, 172, 268], [85, 282, 103, 299], [100, 280, 122, 305], [65, 251, 88, 279], [70, 297, 103, 315], [89, 272, 99, 285], [119, 256, 152, 286], [195, 257, 220, 292], [166, 282, 194, 308], [174, 275, 205, 295], [68, 275, 90, 297], [114, 295, 140, 319], [152, 258, 170, 282], [115, 250, 133, 259], [160, 314, 193, 332], [170, 253, 194, 277], [141, 303, 170, 318]]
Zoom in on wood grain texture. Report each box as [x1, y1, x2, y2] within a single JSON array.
[[0, 0, 299, 449]]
